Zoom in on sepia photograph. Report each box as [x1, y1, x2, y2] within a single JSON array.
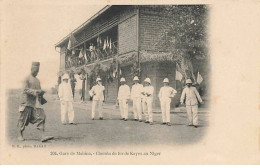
[[5, 4, 209, 146]]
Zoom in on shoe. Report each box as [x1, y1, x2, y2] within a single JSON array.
[[18, 136, 24, 141], [120, 118, 125, 120], [194, 125, 198, 128], [161, 122, 166, 125], [145, 121, 149, 123], [92, 118, 94, 120], [99, 117, 103, 120], [41, 136, 54, 142], [149, 122, 153, 125], [69, 123, 77, 125], [167, 122, 171, 126], [124, 119, 127, 121], [134, 119, 138, 121]]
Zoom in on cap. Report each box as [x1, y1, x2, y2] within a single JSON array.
[[133, 76, 139, 81], [120, 77, 126, 82], [163, 78, 169, 83], [144, 78, 151, 84], [32, 62, 40, 67], [62, 73, 69, 80], [96, 77, 101, 82], [186, 79, 192, 84]]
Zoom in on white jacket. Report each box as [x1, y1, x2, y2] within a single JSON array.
[[158, 86, 177, 101], [180, 86, 202, 106], [131, 83, 143, 99], [58, 82, 73, 101], [89, 84, 105, 101], [118, 84, 130, 100], [142, 85, 154, 101]]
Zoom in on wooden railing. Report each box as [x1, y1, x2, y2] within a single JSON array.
[[65, 41, 118, 69]]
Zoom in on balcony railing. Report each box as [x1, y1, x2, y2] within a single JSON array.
[[65, 41, 118, 69]]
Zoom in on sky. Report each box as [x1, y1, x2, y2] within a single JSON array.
[[2, 0, 105, 89]]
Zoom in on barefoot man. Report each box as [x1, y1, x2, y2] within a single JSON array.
[[17, 62, 53, 142]]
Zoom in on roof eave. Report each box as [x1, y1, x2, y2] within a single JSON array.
[[55, 5, 112, 48]]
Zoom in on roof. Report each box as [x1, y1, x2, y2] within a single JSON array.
[[55, 5, 112, 48]]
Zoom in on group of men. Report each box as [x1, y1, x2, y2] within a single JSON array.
[[17, 62, 203, 142], [88, 75, 203, 127]]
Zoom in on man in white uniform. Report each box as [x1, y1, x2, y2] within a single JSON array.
[[58, 73, 76, 125], [89, 77, 105, 120], [180, 79, 203, 128], [141, 78, 154, 125], [117, 77, 130, 121], [158, 78, 177, 126], [131, 76, 143, 121]]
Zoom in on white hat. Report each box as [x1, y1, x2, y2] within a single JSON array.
[[186, 79, 192, 84], [96, 77, 101, 82], [120, 77, 126, 82], [62, 73, 69, 80], [133, 76, 139, 81], [163, 78, 169, 83], [144, 78, 151, 84]]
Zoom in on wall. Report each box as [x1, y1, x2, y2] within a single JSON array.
[[139, 6, 171, 52], [118, 8, 138, 55]]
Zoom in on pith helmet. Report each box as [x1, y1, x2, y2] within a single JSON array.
[[62, 73, 69, 80], [133, 76, 139, 81], [96, 77, 101, 82], [120, 77, 126, 82], [186, 79, 192, 84], [163, 78, 169, 83], [144, 78, 151, 84]]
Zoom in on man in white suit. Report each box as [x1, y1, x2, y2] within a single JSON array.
[[58, 73, 76, 125], [89, 77, 105, 120], [180, 79, 203, 128], [158, 78, 177, 126], [141, 78, 154, 125], [131, 76, 143, 121], [117, 77, 130, 121]]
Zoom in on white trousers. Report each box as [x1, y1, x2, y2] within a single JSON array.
[[141, 98, 146, 120], [133, 98, 142, 120], [160, 99, 171, 123], [186, 105, 198, 125], [61, 101, 75, 124], [142, 98, 153, 122], [91, 100, 103, 118], [119, 99, 128, 119]]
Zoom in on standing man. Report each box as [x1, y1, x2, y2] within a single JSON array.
[[131, 76, 143, 121], [141, 78, 154, 125], [58, 73, 76, 125], [17, 62, 53, 142], [70, 73, 77, 99], [158, 78, 177, 126], [117, 77, 130, 121], [79, 72, 86, 103], [180, 79, 203, 128], [89, 77, 105, 120]]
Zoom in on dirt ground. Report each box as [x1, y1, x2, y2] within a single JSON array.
[[6, 90, 209, 147]]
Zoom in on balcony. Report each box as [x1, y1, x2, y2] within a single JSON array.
[[65, 41, 118, 69]]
